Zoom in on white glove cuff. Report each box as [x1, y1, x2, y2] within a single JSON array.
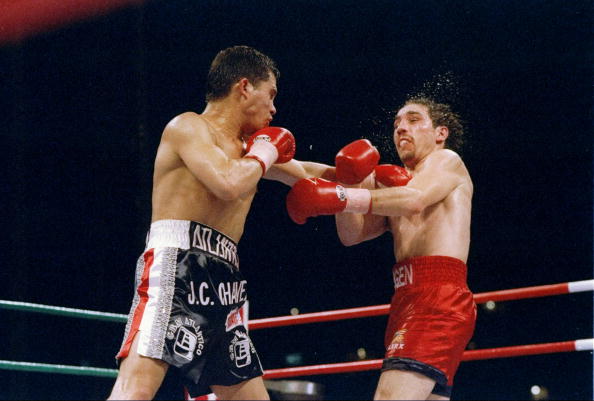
[[245, 140, 279, 174], [344, 188, 372, 214]]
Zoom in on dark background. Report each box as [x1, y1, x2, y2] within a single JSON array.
[[1, 0, 592, 400]]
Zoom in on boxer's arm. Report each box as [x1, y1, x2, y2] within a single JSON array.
[[336, 213, 389, 246], [335, 174, 389, 246], [371, 149, 468, 216], [265, 160, 336, 186], [165, 113, 263, 200]]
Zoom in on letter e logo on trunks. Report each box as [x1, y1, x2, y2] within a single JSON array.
[[228, 330, 255, 368], [388, 329, 407, 351], [167, 316, 205, 361]]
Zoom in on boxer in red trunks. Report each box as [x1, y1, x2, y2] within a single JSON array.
[[383, 256, 475, 398], [284, 97, 476, 400]]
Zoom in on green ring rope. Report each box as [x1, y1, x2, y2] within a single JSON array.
[[1, 300, 124, 377], [0, 360, 117, 378], [0, 300, 127, 323]]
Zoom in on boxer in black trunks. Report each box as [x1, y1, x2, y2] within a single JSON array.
[[116, 220, 257, 397], [108, 46, 296, 400]]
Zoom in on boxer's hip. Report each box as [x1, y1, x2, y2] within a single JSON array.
[[392, 255, 469, 290], [146, 219, 239, 269]]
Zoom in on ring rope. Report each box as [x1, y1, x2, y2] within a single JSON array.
[[251, 279, 594, 330], [2, 279, 591, 379], [1, 279, 591, 329], [263, 338, 594, 379], [2, 338, 592, 379], [0, 300, 127, 323], [0, 360, 117, 378], [473, 279, 594, 303]]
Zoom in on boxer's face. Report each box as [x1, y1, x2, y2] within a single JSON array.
[[242, 73, 277, 133], [393, 103, 443, 165]]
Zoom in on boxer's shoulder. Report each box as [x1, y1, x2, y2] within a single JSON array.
[[162, 113, 213, 144]]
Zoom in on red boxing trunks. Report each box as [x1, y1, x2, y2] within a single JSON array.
[[383, 256, 476, 397], [116, 220, 263, 397]]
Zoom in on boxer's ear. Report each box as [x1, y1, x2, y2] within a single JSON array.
[[235, 77, 252, 99], [435, 126, 448, 145]]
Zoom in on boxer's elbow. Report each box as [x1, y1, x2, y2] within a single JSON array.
[[211, 177, 247, 201], [336, 216, 364, 246], [338, 232, 361, 247], [212, 185, 240, 201], [214, 160, 264, 200]]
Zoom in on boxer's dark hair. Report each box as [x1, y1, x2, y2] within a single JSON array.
[[206, 46, 279, 102], [403, 97, 464, 153]]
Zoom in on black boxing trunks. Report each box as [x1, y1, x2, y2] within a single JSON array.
[[116, 220, 263, 397], [383, 256, 476, 398]]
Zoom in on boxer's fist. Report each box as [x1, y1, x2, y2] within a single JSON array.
[[374, 164, 412, 187], [286, 178, 371, 224], [335, 139, 380, 185], [286, 178, 347, 224], [247, 126, 296, 163], [245, 127, 296, 175]]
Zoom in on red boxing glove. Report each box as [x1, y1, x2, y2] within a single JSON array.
[[335, 139, 380, 185], [374, 164, 412, 187], [286, 178, 371, 225], [245, 127, 296, 175]]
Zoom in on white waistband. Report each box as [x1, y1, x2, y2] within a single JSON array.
[[146, 220, 192, 250]]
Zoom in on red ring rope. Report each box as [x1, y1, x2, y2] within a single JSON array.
[[262, 339, 594, 379], [249, 280, 593, 330]]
